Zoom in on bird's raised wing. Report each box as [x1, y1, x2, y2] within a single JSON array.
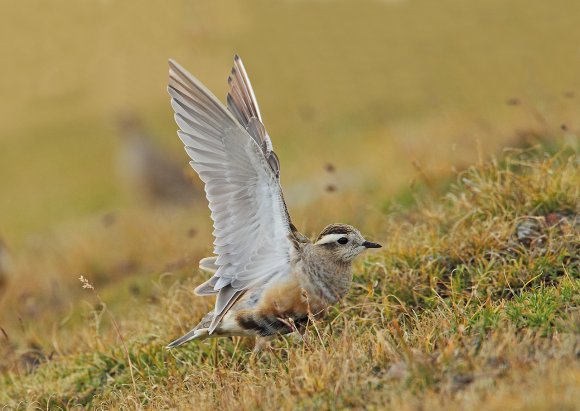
[[168, 58, 294, 333], [226, 55, 280, 178]]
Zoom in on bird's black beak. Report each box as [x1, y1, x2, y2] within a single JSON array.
[[362, 241, 382, 249]]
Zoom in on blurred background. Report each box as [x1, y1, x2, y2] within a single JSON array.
[[0, 0, 578, 368]]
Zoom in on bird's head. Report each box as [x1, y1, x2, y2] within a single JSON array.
[[314, 224, 382, 263]]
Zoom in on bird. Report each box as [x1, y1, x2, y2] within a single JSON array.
[[166, 56, 381, 349]]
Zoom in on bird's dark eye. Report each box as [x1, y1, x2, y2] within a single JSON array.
[[337, 237, 348, 245]]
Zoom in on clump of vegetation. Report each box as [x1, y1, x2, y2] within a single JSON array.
[[1, 146, 578, 409]]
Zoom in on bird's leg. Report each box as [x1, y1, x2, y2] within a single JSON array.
[[289, 330, 305, 343], [253, 336, 273, 353], [213, 338, 218, 367], [282, 316, 313, 350]]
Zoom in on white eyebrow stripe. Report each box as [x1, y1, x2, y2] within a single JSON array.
[[315, 233, 348, 245]]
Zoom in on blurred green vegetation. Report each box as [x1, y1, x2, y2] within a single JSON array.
[[1, 0, 580, 242]]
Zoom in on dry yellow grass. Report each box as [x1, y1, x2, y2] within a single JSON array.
[[0, 146, 578, 409]]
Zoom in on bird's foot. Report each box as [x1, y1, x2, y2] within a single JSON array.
[[253, 336, 272, 353]]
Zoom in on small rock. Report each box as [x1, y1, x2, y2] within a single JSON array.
[[453, 373, 474, 386], [515, 218, 544, 246]]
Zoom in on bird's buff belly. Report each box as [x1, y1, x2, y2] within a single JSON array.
[[221, 277, 328, 337]]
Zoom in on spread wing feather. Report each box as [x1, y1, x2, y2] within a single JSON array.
[[168, 59, 293, 333], [227, 55, 280, 178]]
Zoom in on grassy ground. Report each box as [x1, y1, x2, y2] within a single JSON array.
[[0, 146, 577, 409], [1, 0, 579, 409]]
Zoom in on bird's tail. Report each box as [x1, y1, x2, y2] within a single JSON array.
[[167, 311, 214, 349], [166, 327, 210, 349]]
